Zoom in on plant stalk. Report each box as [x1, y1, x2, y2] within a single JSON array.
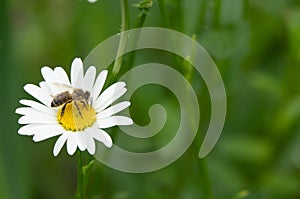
[[75, 151, 83, 199], [157, 0, 170, 28], [111, 0, 129, 81]]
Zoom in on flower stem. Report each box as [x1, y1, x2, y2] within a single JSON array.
[[198, 159, 213, 199], [75, 151, 83, 199], [157, 0, 170, 28], [194, 0, 208, 34], [111, 0, 129, 81], [124, 1, 152, 71]]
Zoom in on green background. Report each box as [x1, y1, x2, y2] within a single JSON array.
[[1, 0, 300, 198]]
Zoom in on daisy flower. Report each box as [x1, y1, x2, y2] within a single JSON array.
[[16, 58, 133, 156]]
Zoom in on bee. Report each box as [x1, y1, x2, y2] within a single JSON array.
[[50, 84, 91, 118]]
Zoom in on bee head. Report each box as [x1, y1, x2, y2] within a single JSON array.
[[84, 91, 90, 100], [51, 101, 56, 107]]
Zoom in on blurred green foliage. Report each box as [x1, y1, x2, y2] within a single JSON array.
[[1, 0, 300, 198]]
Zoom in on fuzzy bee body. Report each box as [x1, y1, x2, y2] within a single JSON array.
[[50, 86, 91, 118], [51, 91, 73, 107]]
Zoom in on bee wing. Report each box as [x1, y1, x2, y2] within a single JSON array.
[[51, 83, 74, 93]]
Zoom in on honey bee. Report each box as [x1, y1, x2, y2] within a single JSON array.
[[50, 84, 91, 118]]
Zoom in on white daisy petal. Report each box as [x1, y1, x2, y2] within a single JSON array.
[[16, 107, 54, 118], [18, 114, 57, 125], [16, 107, 56, 122], [87, 139, 96, 155], [15, 107, 35, 115], [78, 133, 88, 148], [39, 81, 52, 95], [41, 67, 56, 83], [76, 133, 86, 151], [91, 70, 108, 101], [41, 67, 60, 94], [54, 67, 71, 86], [97, 116, 133, 128], [18, 124, 40, 135], [19, 124, 61, 137], [81, 132, 95, 154], [97, 101, 130, 119], [86, 128, 112, 148], [67, 133, 78, 155], [71, 58, 84, 88], [83, 66, 96, 91], [18, 100, 55, 115], [95, 82, 125, 103], [95, 88, 127, 113], [24, 84, 52, 107], [94, 81, 126, 111], [32, 125, 64, 142], [53, 133, 70, 156]]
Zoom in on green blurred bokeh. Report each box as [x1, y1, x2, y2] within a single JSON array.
[[1, 0, 300, 198]]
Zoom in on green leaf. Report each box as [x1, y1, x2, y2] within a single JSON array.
[[82, 160, 95, 176]]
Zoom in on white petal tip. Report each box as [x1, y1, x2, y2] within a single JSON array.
[[105, 143, 113, 148], [17, 117, 24, 124], [102, 70, 108, 74], [18, 129, 29, 135], [15, 108, 20, 114], [73, 57, 83, 63], [87, 148, 96, 155], [128, 119, 134, 125], [120, 82, 126, 87], [23, 84, 30, 91], [125, 101, 131, 107], [67, 151, 76, 156], [123, 118, 134, 125], [87, 0, 97, 3], [41, 66, 51, 71], [17, 130, 23, 135]]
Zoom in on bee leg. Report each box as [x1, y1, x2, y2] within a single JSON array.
[[80, 101, 88, 110], [60, 101, 71, 118], [74, 101, 83, 118], [90, 97, 93, 106]]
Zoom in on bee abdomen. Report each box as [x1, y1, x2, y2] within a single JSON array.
[[51, 91, 72, 107]]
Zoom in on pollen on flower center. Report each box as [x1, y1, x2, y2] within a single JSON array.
[[57, 102, 96, 132]]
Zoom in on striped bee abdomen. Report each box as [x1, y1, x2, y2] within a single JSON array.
[[51, 91, 72, 107]]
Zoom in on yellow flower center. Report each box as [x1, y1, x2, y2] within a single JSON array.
[[57, 102, 96, 132]]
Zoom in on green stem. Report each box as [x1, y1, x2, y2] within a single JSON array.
[[124, 6, 151, 71], [111, 0, 129, 81], [75, 151, 83, 199], [135, 12, 147, 28], [182, 36, 213, 198], [198, 159, 213, 199], [195, 0, 208, 34], [157, 0, 170, 28], [213, 0, 221, 28]]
